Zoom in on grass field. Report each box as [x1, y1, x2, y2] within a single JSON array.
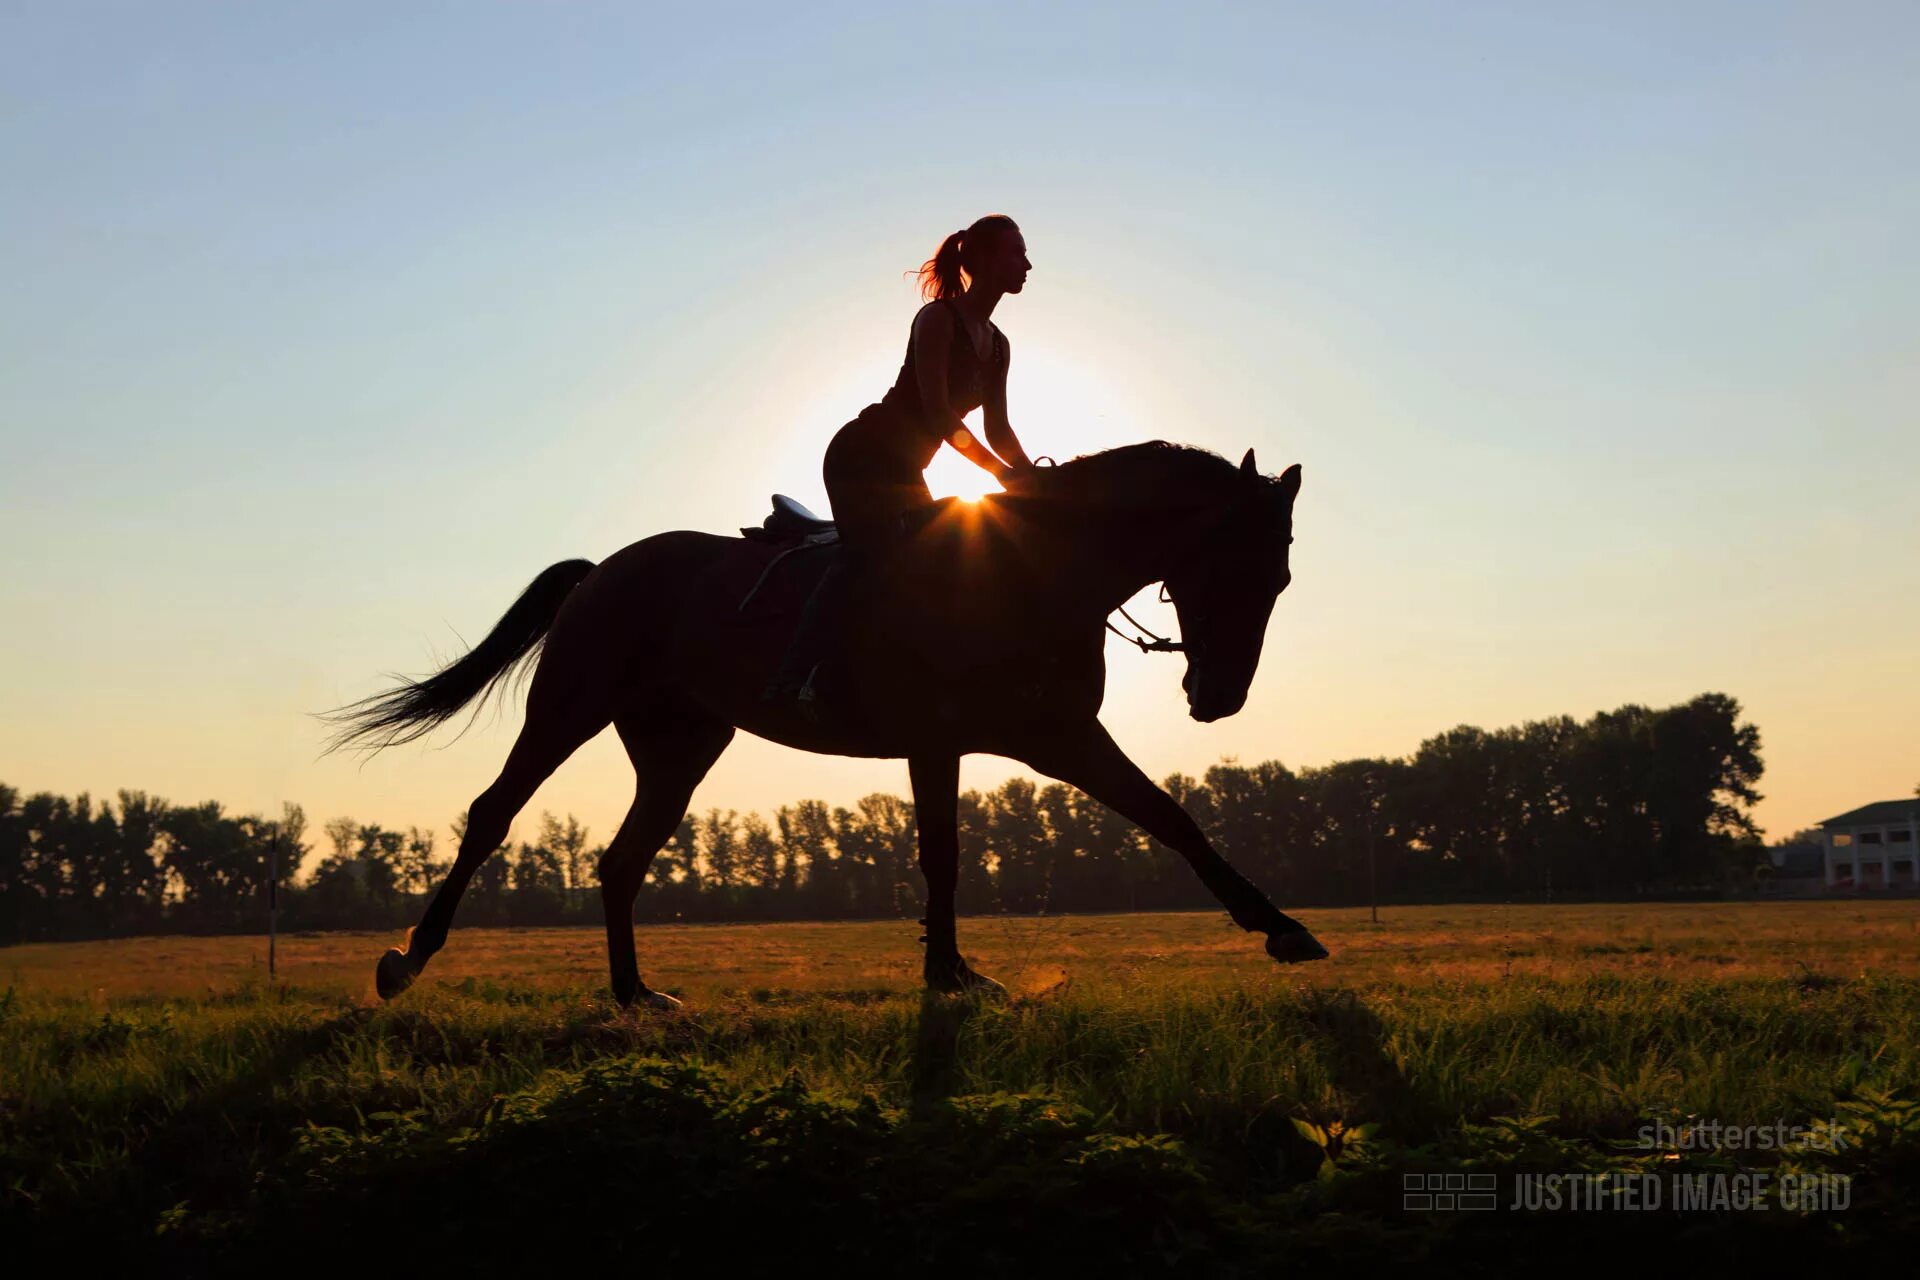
[[5, 902, 1919, 1270]]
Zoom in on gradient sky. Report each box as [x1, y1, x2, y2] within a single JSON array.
[[4, 2, 1915, 871]]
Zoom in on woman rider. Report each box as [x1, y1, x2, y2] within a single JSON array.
[[764, 214, 1036, 712]]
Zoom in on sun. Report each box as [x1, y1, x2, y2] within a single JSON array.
[[921, 351, 1146, 503], [921, 435, 1001, 502]]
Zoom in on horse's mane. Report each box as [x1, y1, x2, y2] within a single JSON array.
[[1022, 440, 1239, 511]]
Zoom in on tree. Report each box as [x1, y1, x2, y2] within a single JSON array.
[[0, 687, 1773, 936], [160, 800, 272, 930], [1562, 704, 1659, 893], [1303, 758, 1408, 906], [511, 840, 565, 893], [740, 812, 780, 891], [784, 801, 840, 916], [276, 802, 311, 888], [509, 834, 566, 922], [356, 826, 408, 905], [645, 814, 701, 920], [857, 792, 918, 917], [1503, 716, 1580, 897], [986, 778, 1054, 913], [0, 783, 33, 942], [1644, 693, 1763, 885], [700, 809, 741, 893], [954, 789, 997, 916], [323, 816, 357, 864], [771, 806, 804, 899], [538, 812, 592, 894], [830, 794, 916, 917], [300, 853, 370, 928], [399, 826, 440, 896]]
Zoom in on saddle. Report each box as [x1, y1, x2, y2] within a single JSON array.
[[740, 494, 840, 546], [733, 492, 960, 613], [737, 494, 840, 614]]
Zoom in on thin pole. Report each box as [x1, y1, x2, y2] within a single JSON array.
[[269, 831, 279, 980], [1367, 804, 1378, 925]]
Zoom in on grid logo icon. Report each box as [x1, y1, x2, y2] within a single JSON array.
[[1403, 1172, 1498, 1211]]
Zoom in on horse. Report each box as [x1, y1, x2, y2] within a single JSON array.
[[321, 440, 1328, 1008]]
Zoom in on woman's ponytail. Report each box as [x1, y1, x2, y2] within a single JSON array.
[[911, 214, 1018, 302], [915, 230, 968, 301]]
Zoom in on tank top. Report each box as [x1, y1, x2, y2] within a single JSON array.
[[865, 297, 1007, 468]]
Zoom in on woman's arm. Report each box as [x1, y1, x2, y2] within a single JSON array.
[[913, 303, 1012, 479], [982, 337, 1033, 471]]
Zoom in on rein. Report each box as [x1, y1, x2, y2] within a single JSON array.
[[1096, 479, 1265, 660], [1105, 593, 1185, 654], [1029, 450, 1190, 656]]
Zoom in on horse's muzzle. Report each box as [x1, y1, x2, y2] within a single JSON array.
[[1185, 675, 1247, 723]]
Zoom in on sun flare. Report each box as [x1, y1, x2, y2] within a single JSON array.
[[921, 351, 1147, 503]]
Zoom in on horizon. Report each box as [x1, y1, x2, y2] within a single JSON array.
[[0, 688, 1892, 877], [4, 2, 1915, 853]]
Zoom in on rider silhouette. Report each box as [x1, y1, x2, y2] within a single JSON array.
[[764, 215, 1036, 713]]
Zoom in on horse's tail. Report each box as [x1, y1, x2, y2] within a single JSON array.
[[319, 559, 597, 756]]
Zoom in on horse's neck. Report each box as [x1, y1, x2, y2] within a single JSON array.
[[1021, 490, 1217, 617]]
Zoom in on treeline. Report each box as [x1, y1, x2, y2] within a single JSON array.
[[0, 693, 1768, 944]]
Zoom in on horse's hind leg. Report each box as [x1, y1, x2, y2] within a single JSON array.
[[375, 691, 612, 1000], [600, 708, 735, 1008]]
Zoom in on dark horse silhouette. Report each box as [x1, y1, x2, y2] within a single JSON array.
[[322, 440, 1328, 1008]]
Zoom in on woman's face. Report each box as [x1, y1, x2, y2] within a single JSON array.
[[972, 227, 1031, 294]]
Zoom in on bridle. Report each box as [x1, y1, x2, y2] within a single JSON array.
[[1020, 453, 1189, 654], [1102, 477, 1283, 658]]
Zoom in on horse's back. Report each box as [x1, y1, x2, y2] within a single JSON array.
[[548, 529, 753, 643]]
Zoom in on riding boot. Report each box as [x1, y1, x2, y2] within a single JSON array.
[[764, 554, 853, 705]]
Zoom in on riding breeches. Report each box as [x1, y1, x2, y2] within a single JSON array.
[[823, 407, 937, 558]]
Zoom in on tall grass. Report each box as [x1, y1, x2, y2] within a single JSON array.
[[4, 903, 1917, 1267]]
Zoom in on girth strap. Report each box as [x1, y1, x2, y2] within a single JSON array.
[[737, 539, 836, 613]]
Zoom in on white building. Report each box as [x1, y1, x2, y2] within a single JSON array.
[[1822, 800, 1920, 888]]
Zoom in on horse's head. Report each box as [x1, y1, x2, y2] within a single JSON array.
[[1166, 449, 1302, 722]]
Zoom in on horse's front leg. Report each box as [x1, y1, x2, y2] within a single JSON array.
[[908, 753, 1007, 996], [1015, 721, 1329, 964]]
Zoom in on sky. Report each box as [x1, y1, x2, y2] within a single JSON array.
[[3, 1, 1916, 870]]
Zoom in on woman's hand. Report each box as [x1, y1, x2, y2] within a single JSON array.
[[985, 423, 1032, 472], [998, 459, 1043, 492], [945, 422, 1014, 480]]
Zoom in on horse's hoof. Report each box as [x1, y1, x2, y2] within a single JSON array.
[[1266, 929, 1330, 965], [375, 947, 417, 1000]]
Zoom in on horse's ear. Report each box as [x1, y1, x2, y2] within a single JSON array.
[[1278, 463, 1301, 499], [1240, 448, 1258, 476]]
